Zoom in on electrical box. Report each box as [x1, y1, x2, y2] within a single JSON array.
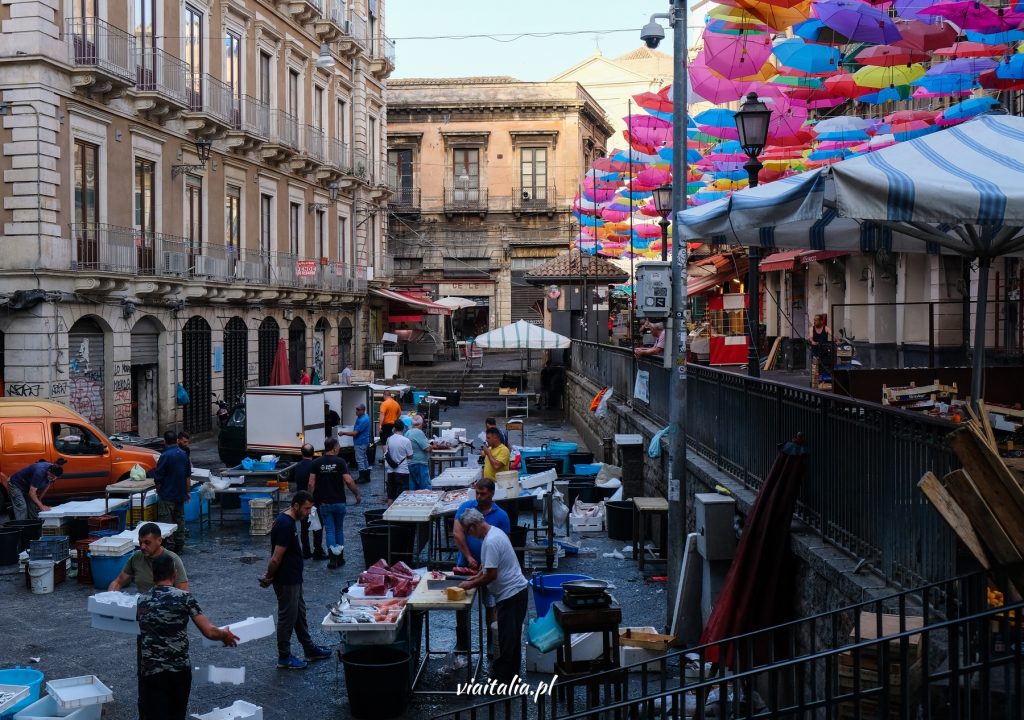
[[635, 261, 671, 318], [695, 492, 736, 561]]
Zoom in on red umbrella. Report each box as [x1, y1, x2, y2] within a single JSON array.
[[823, 72, 873, 98], [269, 338, 290, 385], [892, 19, 958, 51], [933, 41, 1009, 57], [979, 68, 1024, 91], [855, 44, 930, 65]]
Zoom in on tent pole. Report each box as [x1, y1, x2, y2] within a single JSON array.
[[971, 256, 991, 408]]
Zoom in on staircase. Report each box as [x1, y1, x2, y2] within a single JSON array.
[[399, 367, 539, 401]]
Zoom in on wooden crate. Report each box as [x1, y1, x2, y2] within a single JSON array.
[[837, 613, 923, 720]]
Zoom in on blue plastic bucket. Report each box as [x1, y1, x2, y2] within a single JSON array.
[[239, 494, 259, 520], [88, 551, 132, 591], [184, 488, 208, 522], [412, 391, 429, 406], [548, 441, 577, 455], [530, 573, 592, 618], [110, 504, 128, 531], [0, 666, 44, 716], [574, 464, 602, 475]]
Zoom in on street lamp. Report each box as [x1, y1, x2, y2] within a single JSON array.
[[316, 42, 335, 69], [733, 91, 772, 378], [171, 137, 214, 178], [651, 183, 673, 262]]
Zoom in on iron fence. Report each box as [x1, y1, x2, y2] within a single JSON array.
[[271, 110, 300, 149], [304, 125, 326, 163], [324, 0, 347, 30], [238, 95, 270, 138], [328, 138, 350, 173], [349, 14, 368, 49], [433, 567, 1023, 720], [66, 17, 136, 85], [135, 47, 189, 106], [570, 340, 959, 586], [444, 186, 489, 214], [186, 73, 233, 126], [512, 185, 558, 214]]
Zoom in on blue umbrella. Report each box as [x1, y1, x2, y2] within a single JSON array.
[[792, 18, 849, 43], [912, 74, 978, 93], [926, 57, 999, 77], [813, 0, 902, 45], [694, 108, 737, 128], [996, 54, 1024, 80], [942, 96, 999, 122], [816, 129, 870, 142], [772, 37, 841, 74], [966, 29, 1024, 44], [856, 86, 911, 104]]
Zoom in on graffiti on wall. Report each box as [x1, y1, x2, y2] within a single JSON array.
[[313, 333, 325, 381], [111, 358, 133, 433], [69, 337, 104, 425]]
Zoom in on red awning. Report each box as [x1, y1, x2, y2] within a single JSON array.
[[370, 288, 451, 315], [759, 250, 805, 273], [801, 250, 849, 264], [688, 253, 748, 296]]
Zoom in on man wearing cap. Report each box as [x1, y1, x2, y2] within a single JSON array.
[[153, 430, 190, 554], [340, 402, 372, 484], [7, 458, 65, 520]]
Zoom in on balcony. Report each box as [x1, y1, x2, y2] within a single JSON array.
[[368, 253, 393, 283], [261, 110, 300, 164], [160, 238, 236, 282], [315, 0, 351, 42], [349, 150, 370, 183], [348, 14, 369, 55], [71, 223, 157, 275], [368, 35, 395, 80], [182, 73, 234, 137], [226, 95, 270, 152], [328, 262, 368, 293], [321, 138, 351, 181], [444, 186, 489, 217], [66, 18, 136, 99], [133, 48, 189, 120], [285, 0, 323, 24], [291, 125, 327, 174], [512, 185, 558, 216]]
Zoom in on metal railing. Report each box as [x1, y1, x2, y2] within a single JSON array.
[[350, 150, 369, 180], [512, 185, 558, 213], [66, 17, 136, 85], [299, 0, 323, 13], [390, 186, 421, 213], [234, 255, 270, 284], [570, 340, 959, 586], [433, 567, 1024, 720], [135, 47, 189, 106], [349, 14, 368, 49], [186, 73, 233, 126], [328, 138, 350, 173], [304, 125, 326, 163], [369, 253, 393, 281], [237, 95, 270, 138], [71, 223, 156, 274], [270, 110, 300, 149], [444, 186, 489, 213], [159, 238, 235, 282], [324, 0, 348, 31], [372, 35, 395, 63]]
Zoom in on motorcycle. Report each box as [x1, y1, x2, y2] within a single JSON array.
[[835, 329, 862, 369], [212, 392, 230, 428]]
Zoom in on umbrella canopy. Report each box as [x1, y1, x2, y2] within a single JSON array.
[[434, 296, 478, 311], [472, 320, 571, 350], [270, 338, 290, 386], [814, 0, 902, 44]]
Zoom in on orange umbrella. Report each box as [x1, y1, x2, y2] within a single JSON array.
[[735, 0, 811, 30], [270, 338, 290, 385]]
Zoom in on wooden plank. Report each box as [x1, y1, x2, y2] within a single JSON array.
[[918, 472, 990, 570], [977, 400, 998, 450], [948, 427, 1024, 556], [942, 470, 1022, 567], [764, 336, 782, 371]]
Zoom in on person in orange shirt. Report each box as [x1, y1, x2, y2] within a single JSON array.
[[377, 391, 402, 462]]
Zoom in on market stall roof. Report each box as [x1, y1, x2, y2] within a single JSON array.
[[524, 250, 629, 284], [472, 319, 571, 349], [433, 296, 477, 311], [687, 251, 749, 296], [759, 249, 851, 272], [370, 288, 451, 315]]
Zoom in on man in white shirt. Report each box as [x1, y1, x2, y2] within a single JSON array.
[[384, 421, 413, 506], [457, 508, 529, 683]]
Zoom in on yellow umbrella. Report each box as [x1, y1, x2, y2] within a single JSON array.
[[852, 64, 925, 88]]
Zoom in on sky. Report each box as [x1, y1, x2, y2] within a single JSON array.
[[386, 1, 662, 81]]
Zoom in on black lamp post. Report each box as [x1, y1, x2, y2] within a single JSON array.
[[171, 137, 214, 178], [734, 92, 772, 377], [651, 183, 673, 262]]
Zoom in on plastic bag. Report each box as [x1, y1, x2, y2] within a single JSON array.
[[571, 498, 605, 519], [595, 386, 614, 418], [648, 424, 676, 458], [527, 606, 564, 653], [176, 382, 191, 406], [129, 463, 147, 482], [551, 496, 570, 537], [596, 464, 622, 483], [241, 457, 255, 471], [308, 506, 322, 532]]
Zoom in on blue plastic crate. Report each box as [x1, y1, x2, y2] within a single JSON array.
[[574, 464, 602, 475], [28, 536, 69, 562]]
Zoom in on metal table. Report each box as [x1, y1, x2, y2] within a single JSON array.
[[503, 392, 531, 419], [428, 447, 469, 477], [407, 575, 484, 695]]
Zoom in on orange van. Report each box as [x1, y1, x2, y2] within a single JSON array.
[[0, 399, 160, 512]]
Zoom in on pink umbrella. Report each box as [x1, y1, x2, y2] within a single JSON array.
[[689, 52, 752, 104], [933, 41, 1009, 57], [704, 30, 775, 79], [919, 1, 1015, 32]]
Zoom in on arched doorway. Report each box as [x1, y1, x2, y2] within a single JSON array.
[[181, 316, 212, 434], [223, 317, 248, 405], [339, 317, 353, 370], [313, 318, 329, 382], [130, 316, 162, 437], [288, 317, 306, 383], [68, 316, 107, 427], [258, 317, 279, 386]]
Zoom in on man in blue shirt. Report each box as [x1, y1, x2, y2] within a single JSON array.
[[341, 403, 372, 484], [405, 415, 431, 491], [453, 478, 510, 654], [7, 459, 65, 520], [153, 430, 190, 554]]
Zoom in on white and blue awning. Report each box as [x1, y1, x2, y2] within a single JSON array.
[[678, 114, 1024, 258]]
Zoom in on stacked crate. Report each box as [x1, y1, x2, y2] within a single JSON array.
[[29, 536, 69, 563], [75, 537, 99, 585], [249, 498, 274, 536], [838, 613, 923, 720], [88, 515, 120, 533]]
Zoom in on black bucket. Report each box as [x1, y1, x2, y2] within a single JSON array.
[[342, 646, 410, 719], [524, 458, 560, 475], [5, 519, 43, 552], [359, 523, 414, 568], [606, 501, 635, 542], [567, 451, 594, 468], [509, 524, 528, 567], [364, 508, 386, 526], [566, 481, 596, 507], [0, 527, 21, 565]]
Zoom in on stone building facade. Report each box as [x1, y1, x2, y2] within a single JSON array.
[[385, 77, 614, 334], [0, 0, 396, 436]]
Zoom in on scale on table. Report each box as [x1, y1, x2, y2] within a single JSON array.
[[561, 579, 614, 609]]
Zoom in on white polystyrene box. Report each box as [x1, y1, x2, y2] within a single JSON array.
[[90, 614, 140, 635], [14, 695, 101, 720], [88, 592, 138, 620], [194, 666, 246, 685], [201, 616, 274, 647], [526, 632, 602, 674], [191, 700, 263, 720]]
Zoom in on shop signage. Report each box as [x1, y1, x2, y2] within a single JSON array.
[[438, 282, 492, 296], [296, 260, 318, 278]]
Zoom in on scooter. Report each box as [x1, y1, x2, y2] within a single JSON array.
[[212, 392, 230, 428], [835, 329, 862, 369]]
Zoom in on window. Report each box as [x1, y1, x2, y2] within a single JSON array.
[[184, 5, 203, 106], [225, 185, 241, 259], [72, 0, 96, 19], [452, 148, 480, 202], [260, 193, 272, 256], [74, 140, 99, 266], [225, 31, 241, 102], [336, 99, 347, 144], [338, 215, 350, 265], [71, 0, 97, 48], [186, 175, 203, 251], [520, 147, 548, 203], [315, 209, 326, 259], [368, 117, 378, 178], [388, 149, 413, 203], [52, 422, 105, 456], [289, 201, 300, 256], [134, 0, 157, 84], [134, 158, 155, 271], [313, 86, 324, 130], [258, 51, 271, 106], [288, 69, 299, 120]]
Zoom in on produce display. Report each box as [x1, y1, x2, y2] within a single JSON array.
[[357, 559, 421, 598], [438, 488, 471, 513], [327, 597, 407, 625]]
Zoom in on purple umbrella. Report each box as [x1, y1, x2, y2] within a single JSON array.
[[919, 1, 1016, 33], [925, 56, 998, 76], [814, 0, 903, 44], [892, 0, 941, 21], [704, 30, 775, 80]]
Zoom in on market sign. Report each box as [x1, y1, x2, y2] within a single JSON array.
[[296, 260, 318, 278], [438, 282, 492, 297]]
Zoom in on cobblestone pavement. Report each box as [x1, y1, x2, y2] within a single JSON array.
[[1, 400, 669, 719]]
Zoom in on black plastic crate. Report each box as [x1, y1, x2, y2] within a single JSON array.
[[29, 535, 70, 561]]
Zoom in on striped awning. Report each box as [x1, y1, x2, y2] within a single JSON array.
[[370, 288, 451, 315], [678, 114, 1024, 259], [472, 319, 570, 349], [759, 250, 805, 273]]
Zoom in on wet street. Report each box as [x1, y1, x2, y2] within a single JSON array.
[[2, 400, 668, 719]]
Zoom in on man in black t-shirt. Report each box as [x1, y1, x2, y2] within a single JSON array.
[[309, 438, 361, 569], [290, 444, 326, 561], [258, 491, 331, 670]]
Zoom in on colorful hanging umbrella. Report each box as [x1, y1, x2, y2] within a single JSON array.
[[772, 37, 841, 73], [893, 19, 958, 51], [704, 30, 776, 79], [919, 1, 1014, 33], [856, 85, 912, 103], [792, 18, 850, 43], [980, 67, 1024, 89], [925, 57, 999, 75], [884, 109, 938, 122], [855, 44, 930, 65], [937, 95, 1000, 124], [813, 0, 903, 44], [892, 0, 944, 21], [735, 0, 814, 31], [813, 115, 871, 133], [689, 53, 752, 103], [965, 29, 1024, 45], [853, 63, 925, 87], [933, 41, 1009, 57], [996, 53, 1024, 79], [633, 91, 673, 115], [823, 72, 874, 97]]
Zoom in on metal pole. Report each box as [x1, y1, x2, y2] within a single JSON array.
[[747, 247, 761, 377], [971, 257, 990, 407], [660, 218, 670, 263], [666, 0, 690, 632]]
